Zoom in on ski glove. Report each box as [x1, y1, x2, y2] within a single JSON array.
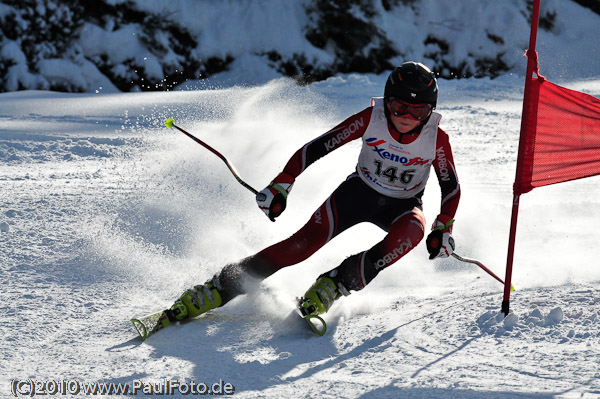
[[256, 172, 294, 221], [426, 216, 455, 259]]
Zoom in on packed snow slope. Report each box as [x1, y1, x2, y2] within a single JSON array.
[[1, 74, 600, 398]]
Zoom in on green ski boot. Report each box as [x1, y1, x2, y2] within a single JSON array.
[[298, 276, 349, 335], [167, 282, 223, 322], [132, 281, 224, 341]]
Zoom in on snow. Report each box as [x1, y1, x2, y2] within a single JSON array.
[[2, 1, 600, 398], [3, 0, 600, 93], [2, 71, 600, 398], [125, 0, 600, 80], [92, 0, 599, 81]]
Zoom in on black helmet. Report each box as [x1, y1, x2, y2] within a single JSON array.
[[384, 62, 438, 113]]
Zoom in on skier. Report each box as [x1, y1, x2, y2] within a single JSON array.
[[167, 61, 460, 323]]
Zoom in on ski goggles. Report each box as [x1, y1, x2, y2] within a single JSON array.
[[387, 98, 432, 121]]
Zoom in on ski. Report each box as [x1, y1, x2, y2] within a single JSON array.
[[131, 310, 171, 341], [303, 314, 327, 336], [295, 298, 327, 336], [133, 298, 330, 340]]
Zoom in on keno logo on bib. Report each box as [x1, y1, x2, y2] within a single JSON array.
[[365, 137, 431, 166]]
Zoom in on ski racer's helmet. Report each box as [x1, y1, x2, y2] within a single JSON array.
[[384, 62, 438, 119]]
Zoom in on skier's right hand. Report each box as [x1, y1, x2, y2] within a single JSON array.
[[256, 172, 294, 221]]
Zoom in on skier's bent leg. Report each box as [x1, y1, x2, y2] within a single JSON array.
[[172, 176, 373, 320], [169, 197, 340, 320], [300, 208, 425, 316]]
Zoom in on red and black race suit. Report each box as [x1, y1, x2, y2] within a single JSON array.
[[217, 101, 460, 300]]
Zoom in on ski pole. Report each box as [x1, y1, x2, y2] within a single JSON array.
[[165, 118, 258, 195], [452, 252, 515, 292]]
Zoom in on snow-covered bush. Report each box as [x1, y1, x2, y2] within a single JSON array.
[[0, 0, 233, 92], [0, 0, 84, 91], [0, 0, 596, 93], [304, 0, 396, 76]]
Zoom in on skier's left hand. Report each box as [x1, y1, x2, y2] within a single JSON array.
[[426, 216, 455, 259], [256, 172, 294, 221]]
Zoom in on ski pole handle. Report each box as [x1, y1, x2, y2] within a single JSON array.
[[165, 118, 258, 195], [452, 252, 515, 291]]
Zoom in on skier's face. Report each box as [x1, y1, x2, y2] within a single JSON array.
[[389, 113, 422, 133]]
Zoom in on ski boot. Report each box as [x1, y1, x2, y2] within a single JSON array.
[[298, 276, 349, 335], [131, 282, 223, 341], [165, 281, 223, 322]]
